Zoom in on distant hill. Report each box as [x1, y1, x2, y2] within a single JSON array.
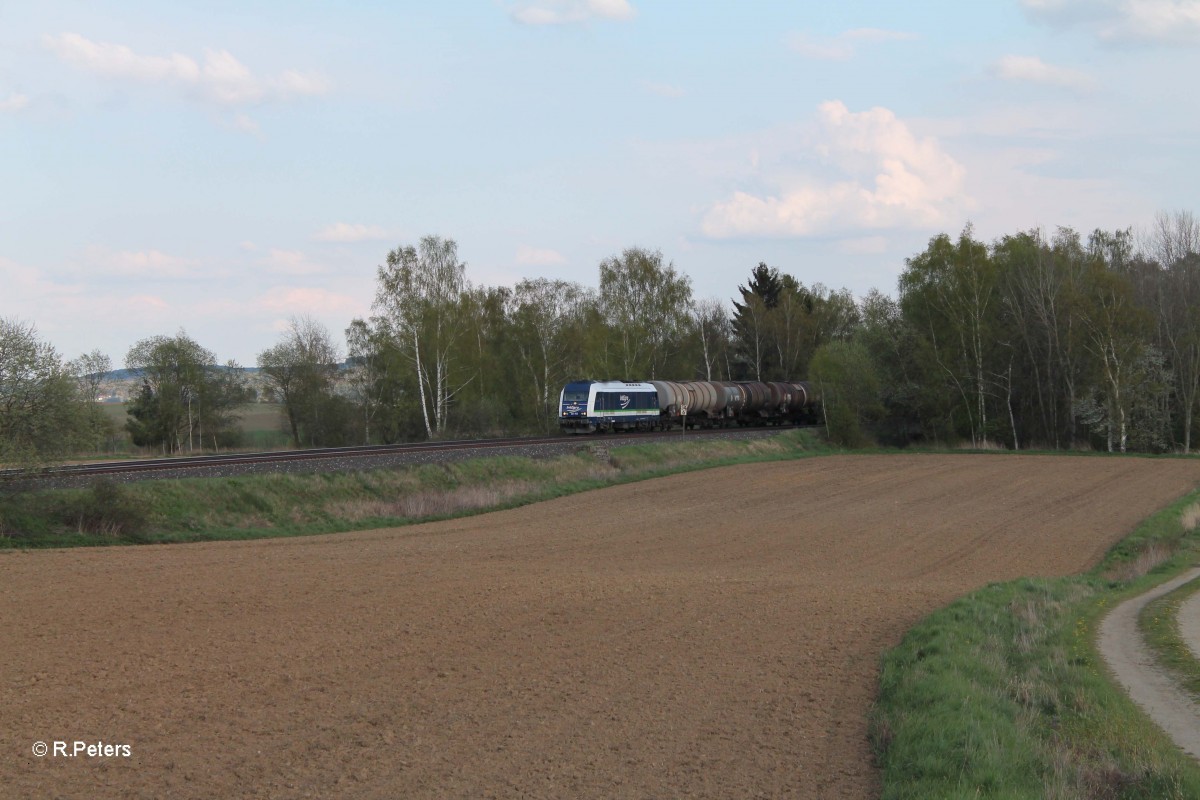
[[101, 365, 266, 381]]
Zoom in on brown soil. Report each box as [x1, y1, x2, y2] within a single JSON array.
[[4, 454, 1200, 799]]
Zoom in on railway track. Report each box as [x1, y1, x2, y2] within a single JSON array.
[[2, 425, 812, 483]]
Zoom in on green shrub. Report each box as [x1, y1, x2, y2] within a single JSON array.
[[66, 478, 148, 539]]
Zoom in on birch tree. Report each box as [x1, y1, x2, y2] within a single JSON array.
[[374, 236, 472, 438], [598, 248, 692, 379], [510, 278, 587, 425], [900, 227, 998, 446], [692, 298, 731, 381], [1076, 261, 1150, 453]]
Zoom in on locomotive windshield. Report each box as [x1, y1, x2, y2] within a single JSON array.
[[562, 391, 588, 402]]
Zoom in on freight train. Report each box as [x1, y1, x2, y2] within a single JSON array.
[[558, 379, 819, 434]]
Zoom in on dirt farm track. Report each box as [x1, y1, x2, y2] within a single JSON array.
[[5, 454, 1200, 799]]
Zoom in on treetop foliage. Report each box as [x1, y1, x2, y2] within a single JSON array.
[[124, 330, 247, 454], [0, 318, 91, 466]]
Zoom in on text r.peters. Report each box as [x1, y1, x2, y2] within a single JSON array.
[[49, 741, 131, 758]]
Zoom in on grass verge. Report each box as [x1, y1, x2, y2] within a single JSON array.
[[872, 489, 1200, 799], [0, 429, 827, 548]]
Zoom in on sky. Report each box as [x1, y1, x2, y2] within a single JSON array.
[[3, 0, 1199, 366]]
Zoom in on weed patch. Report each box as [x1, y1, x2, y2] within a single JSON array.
[[1181, 503, 1200, 533], [65, 479, 148, 540]]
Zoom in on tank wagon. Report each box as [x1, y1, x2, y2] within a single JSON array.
[[559, 379, 819, 434]]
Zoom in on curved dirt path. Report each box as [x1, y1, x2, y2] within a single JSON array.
[[1099, 568, 1200, 759], [1177, 580, 1200, 664], [4, 454, 1200, 799]]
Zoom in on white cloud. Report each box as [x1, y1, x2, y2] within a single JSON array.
[[262, 249, 327, 275], [701, 100, 968, 239], [838, 236, 890, 255], [313, 222, 390, 243], [1022, 0, 1200, 45], [788, 28, 916, 61], [992, 55, 1094, 90], [0, 256, 174, 346], [642, 81, 685, 98], [126, 294, 171, 312], [43, 32, 331, 107], [510, 0, 635, 25], [223, 113, 262, 137], [82, 246, 200, 278], [1, 92, 29, 112], [258, 286, 364, 316], [0, 256, 83, 301], [515, 245, 567, 266]]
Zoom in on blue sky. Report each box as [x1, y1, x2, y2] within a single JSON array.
[[3, 0, 1198, 365]]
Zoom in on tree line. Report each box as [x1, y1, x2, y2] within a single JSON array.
[[2, 211, 1198, 463]]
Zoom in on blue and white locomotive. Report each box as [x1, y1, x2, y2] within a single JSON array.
[[559, 378, 819, 434], [558, 381, 661, 433]]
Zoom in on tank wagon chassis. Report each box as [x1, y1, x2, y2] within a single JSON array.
[[559, 379, 820, 434]]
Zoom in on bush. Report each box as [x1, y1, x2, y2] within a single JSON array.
[[67, 479, 148, 538], [810, 340, 883, 448]]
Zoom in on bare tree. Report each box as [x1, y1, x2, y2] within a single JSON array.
[[258, 316, 342, 447], [67, 349, 114, 451], [345, 318, 390, 445], [68, 349, 112, 403], [1146, 210, 1200, 268], [691, 298, 731, 381], [511, 278, 587, 425], [1138, 211, 1200, 452]]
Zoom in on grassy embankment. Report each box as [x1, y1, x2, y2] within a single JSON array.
[[872, 490, 1200, 799], [0, 429, 825, 548]]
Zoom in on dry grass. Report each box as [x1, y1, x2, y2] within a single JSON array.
[[1106, 539, 1178, 582], [328, 481, 538, 522], [1108, 503, 1200, 580], [1182, 503, 1200, 533]]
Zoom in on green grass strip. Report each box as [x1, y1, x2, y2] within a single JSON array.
[[873, 489, 1200, 800]]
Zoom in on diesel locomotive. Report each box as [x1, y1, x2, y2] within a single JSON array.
[[559, 379, 818, 434]]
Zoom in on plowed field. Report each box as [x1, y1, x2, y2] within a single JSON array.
[[5, 454, 1200, 798]]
